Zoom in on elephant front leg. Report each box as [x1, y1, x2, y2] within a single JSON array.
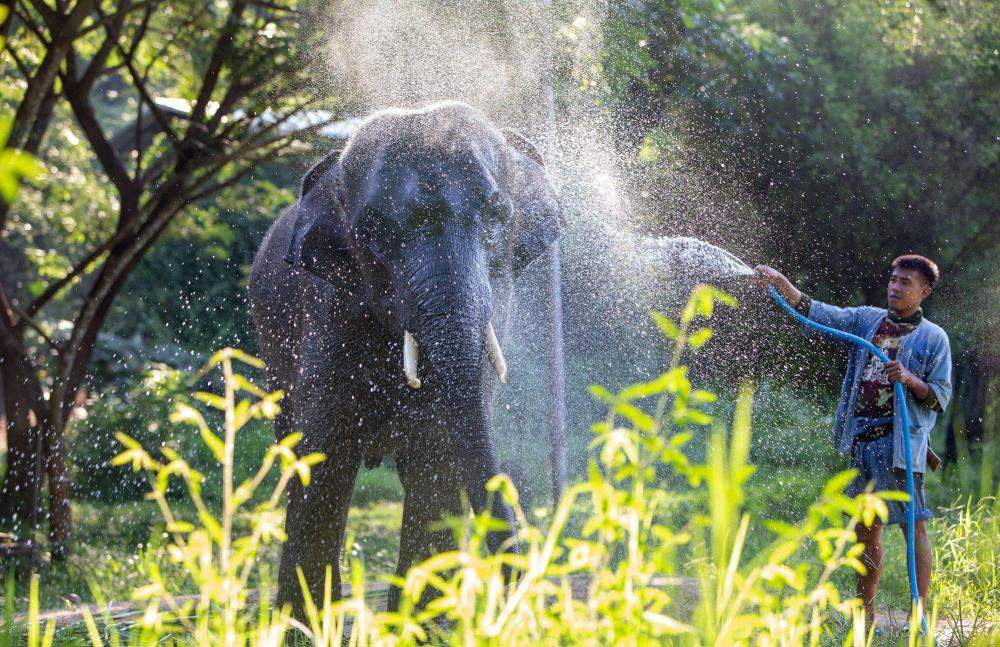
[[386, 446, 463, 612], [276, 447, 360, 621]]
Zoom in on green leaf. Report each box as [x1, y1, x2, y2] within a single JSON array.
[[169, 402, 209, 432], [651, 311, 679, 340], [662, 367, 690, 393], [618, 372, 675, 400], [588, 384, 616, 403], [685, 409, 713, 426], [233, 373, 266, 396], [193, 391, 227, 410], [823, 469, 859, 497], [486, 473, 520, 507], [279, 431, 302, 449], [691, 389, 718, 404], [713, 287, 738, 308], [764, 519, 797, 537], [199, 426, 225, 462], [0, 144, 42, 203], [688, 327, 713, 349], [299, 452, 325, 466], [199, 510, 223, 543], [693, 285, 715, 318], [115, 432, 142, 451], [166, 521, 194, 533], [228, 348, 265, 369], [615, 401, 656, 432]]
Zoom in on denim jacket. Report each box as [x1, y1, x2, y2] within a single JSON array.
[[806, 300, 953, 473]]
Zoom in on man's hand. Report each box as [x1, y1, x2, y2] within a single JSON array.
[[885, 360, 915, 385], [755, 265, 803, 306], [886, 360, 930, 400]]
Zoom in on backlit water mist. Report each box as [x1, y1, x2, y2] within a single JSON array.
[[316, 0, 768, 498]]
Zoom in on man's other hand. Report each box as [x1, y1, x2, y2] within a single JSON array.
[[886, 360, 916, 385], [887, 360, 931, 401]]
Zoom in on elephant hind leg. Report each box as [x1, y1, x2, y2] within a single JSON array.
[[387, 446, 463, 612], [276, 449, 360, 621]]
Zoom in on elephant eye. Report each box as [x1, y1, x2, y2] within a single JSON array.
[[481, 192, 511, 227], [358, 209, 401, 261]]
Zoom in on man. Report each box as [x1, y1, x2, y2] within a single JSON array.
[[756, 255, 952, 626]]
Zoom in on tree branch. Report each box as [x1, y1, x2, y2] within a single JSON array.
[[184, 140, 289, 204], [6, 0, 97, 151], [9, 5, 49, 45], [11, 305, 60, 353], [188, 0, 248, 128], [246, 0, 300, 13], [75, 1, 131, 91], [23, 229, 126, 318], [116, 40, 182, 149], [62, 74, 138, 204], [24, 0, 58, 30], [73, 0, 156, 38], [3, 42, 32, 78]]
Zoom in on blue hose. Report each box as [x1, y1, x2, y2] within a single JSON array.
[[767, 285, 928, 633]]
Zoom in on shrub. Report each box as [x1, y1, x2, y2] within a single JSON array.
[[69, 363, 191, 502], [933, 496, 1000, 643], [21, 287, 955, 645]]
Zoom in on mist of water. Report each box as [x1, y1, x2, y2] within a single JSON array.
[[311, 0, 774, 496]]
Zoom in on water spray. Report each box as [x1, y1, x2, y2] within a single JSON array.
[[766, 285, 930, 637]]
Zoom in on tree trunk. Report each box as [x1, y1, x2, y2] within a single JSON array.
[[0, 345, 46, 541]]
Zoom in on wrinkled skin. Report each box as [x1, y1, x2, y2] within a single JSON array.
[[248, 102, 561, 616]]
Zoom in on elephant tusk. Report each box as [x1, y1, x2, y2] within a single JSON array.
[[485, 322, 508, 384], [403, 330, 421, 389]]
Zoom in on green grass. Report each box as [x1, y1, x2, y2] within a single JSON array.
[[5, 497, 403, 612]]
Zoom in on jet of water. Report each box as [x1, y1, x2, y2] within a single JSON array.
[[637, 236, 755, 283]]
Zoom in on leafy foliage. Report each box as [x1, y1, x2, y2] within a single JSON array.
[[932, 496, 1000, 643], [598, 0, 998, 350], [13, 287, 947, 645]]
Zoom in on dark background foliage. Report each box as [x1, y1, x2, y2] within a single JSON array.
[[1, 0, 996, 516]]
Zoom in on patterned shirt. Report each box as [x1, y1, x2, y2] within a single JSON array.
[[855, 311, 922, 418]]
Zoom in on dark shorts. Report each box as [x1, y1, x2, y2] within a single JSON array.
[[845, 434, 932, 525]]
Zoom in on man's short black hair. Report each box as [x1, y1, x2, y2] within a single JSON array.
[[892, 254, 939, 287]]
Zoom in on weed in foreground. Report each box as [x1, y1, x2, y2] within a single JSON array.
[[12, 287, 962, 645]]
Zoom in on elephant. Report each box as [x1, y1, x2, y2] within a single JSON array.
[[248, 101, 562, 615]]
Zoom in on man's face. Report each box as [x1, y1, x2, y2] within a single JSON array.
[[887, 267, 931, 314]]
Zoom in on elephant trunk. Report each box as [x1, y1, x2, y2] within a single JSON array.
[[398, 242, 517, 552]]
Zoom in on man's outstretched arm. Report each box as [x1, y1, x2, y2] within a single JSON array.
[[755, 265, 860, 333], [755, 265, 803, 306]]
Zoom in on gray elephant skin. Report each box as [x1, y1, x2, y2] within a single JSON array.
[[248, 101, 562, 615]]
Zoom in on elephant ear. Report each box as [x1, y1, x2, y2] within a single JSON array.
[[502, 129, 564, 276], [285, 151, 355, 284]]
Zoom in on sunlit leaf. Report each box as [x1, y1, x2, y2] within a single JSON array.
[[193, 391, 227, 410], [688, 327, 713, 349], [651, 311, 679, 340]]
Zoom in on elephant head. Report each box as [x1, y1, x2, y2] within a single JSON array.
[[284, 102, 562, 541]]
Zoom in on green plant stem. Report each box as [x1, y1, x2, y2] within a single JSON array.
[[654, 320, 690, 430], [222, 356, 237, 647]]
